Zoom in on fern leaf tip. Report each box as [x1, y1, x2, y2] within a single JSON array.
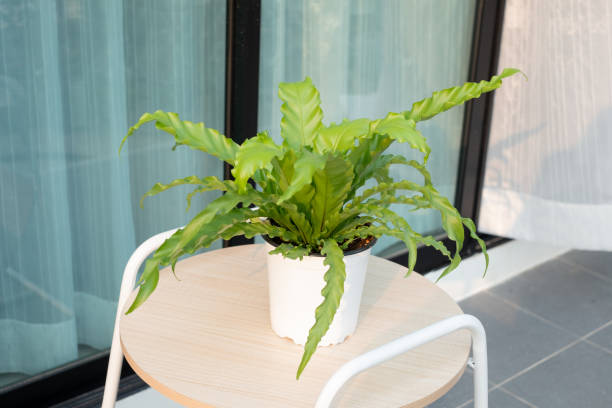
[[502, 67, 528, 81]]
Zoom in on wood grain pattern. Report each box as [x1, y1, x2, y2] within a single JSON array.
[[120, 244, 470, 407]]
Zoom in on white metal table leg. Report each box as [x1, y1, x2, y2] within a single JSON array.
[[101, 228, 179, 408], [315, 314, 488, 408]]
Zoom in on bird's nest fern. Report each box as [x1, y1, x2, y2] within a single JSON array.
[[119, 69, 523, 378]]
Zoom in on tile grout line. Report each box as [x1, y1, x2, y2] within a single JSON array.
[[559, 257, 612, 285], [488, 276, 612, 356], [490, 320, 612, 391], [498, 386, 539, 408], [491, 338, 581, 390], [456, 400, 470, 408], [584, 338, 612, 356], [485, 290, 581, 339]]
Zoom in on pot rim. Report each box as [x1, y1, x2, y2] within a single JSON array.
[[261, 234, 377, 258]]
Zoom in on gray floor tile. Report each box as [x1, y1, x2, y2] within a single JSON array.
[[504, 341, 612, 408], [426, 369, 473, 407], [427, 371, 534, 408], [562, 250, 612, 280], [586, 322, 612, 353], [483, 388, 533, 407], [459, 291, 576, 383], [490, 258, 612, 336]]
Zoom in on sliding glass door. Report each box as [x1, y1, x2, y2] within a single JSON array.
[[0, 0, 225, 391], [258, 0, 477, 256]]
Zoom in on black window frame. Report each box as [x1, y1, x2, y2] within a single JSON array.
[[0, 0, 507, 406]]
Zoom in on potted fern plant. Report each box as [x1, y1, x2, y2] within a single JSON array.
[[120, 68, 521, 379]]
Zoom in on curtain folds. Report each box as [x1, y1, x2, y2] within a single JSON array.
[[0, 0, 225, 377], [478, 0, 612, 250]]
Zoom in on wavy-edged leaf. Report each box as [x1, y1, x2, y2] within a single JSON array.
[[268, 242, 311, 260], [125, 258, 160, 314], [338, 204, 452, 275], [427, 192, 464, 248], [354, 205, 420, 273], [279, 77, 323, 150], [418, 188, 466, 281], [271, 153, 294, 193], [278, 200, 313, 244], [371, 113, 431, 162], [125, 227, 191, 313], [329, 215, 377, 239], [140, 175, 228, 209], [337, 224, 391, 245], [120, 110, 239, 164], [346, 133, 393, 200], [405, 68, 523, 123], [176, 208, 295, 261], [349, 179, 425, 208], [167, 191, 246, 261], [277, 150, 326, 203], [312, 156, 354, 239], [179, 186, 291, 257], [126, 207, 296, 314], [258, 202, 303, 240], [218, 218, 300, 244], [462, 217, 489, 276], [386, 155, 433, 186], [232, 131, 284, 192], [436, 253, 462, 283], [313, 118, 370, 153], [297, 239, 345, 379], [349, 179, 460, 255]]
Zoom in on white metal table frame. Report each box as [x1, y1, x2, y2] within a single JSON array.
[[102, 229, 488, 408]]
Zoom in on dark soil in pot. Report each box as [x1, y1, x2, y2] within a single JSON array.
[[262, 235, 377, 257]]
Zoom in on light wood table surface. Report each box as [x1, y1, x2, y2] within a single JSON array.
[[121, 244, 470, 407]]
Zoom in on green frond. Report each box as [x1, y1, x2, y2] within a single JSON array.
[[313, 118, 370, 153], [405, 68, 523, 123], [463, 217, 489, 275], [349, 180, 426, 207], [311, 156, 354, 240], [279, 77, 323, 150], [139, 175, 228, 209], [125, 258, 160, 314], [346, 133, 393, 200], [120, 110, 239, 165], [370, 112, 431, 162], [219, 219, 300, 244], [277, 150, 326, 203], [268, 242, 311, 260], [297, 239, 345, 379], [232, 131, 284, 192]]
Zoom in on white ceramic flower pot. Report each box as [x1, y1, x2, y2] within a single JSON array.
[[264, 239, 374, 346]]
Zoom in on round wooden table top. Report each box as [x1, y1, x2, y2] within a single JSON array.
[[121, 244, 470, 408]]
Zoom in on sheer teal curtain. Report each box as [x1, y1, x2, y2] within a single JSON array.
[[258, 0, 475, 255], [0, 0, 225, 382]]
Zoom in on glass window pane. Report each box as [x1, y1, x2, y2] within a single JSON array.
[[0, 0, 225, 387], [258, 0, 475, 255]]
